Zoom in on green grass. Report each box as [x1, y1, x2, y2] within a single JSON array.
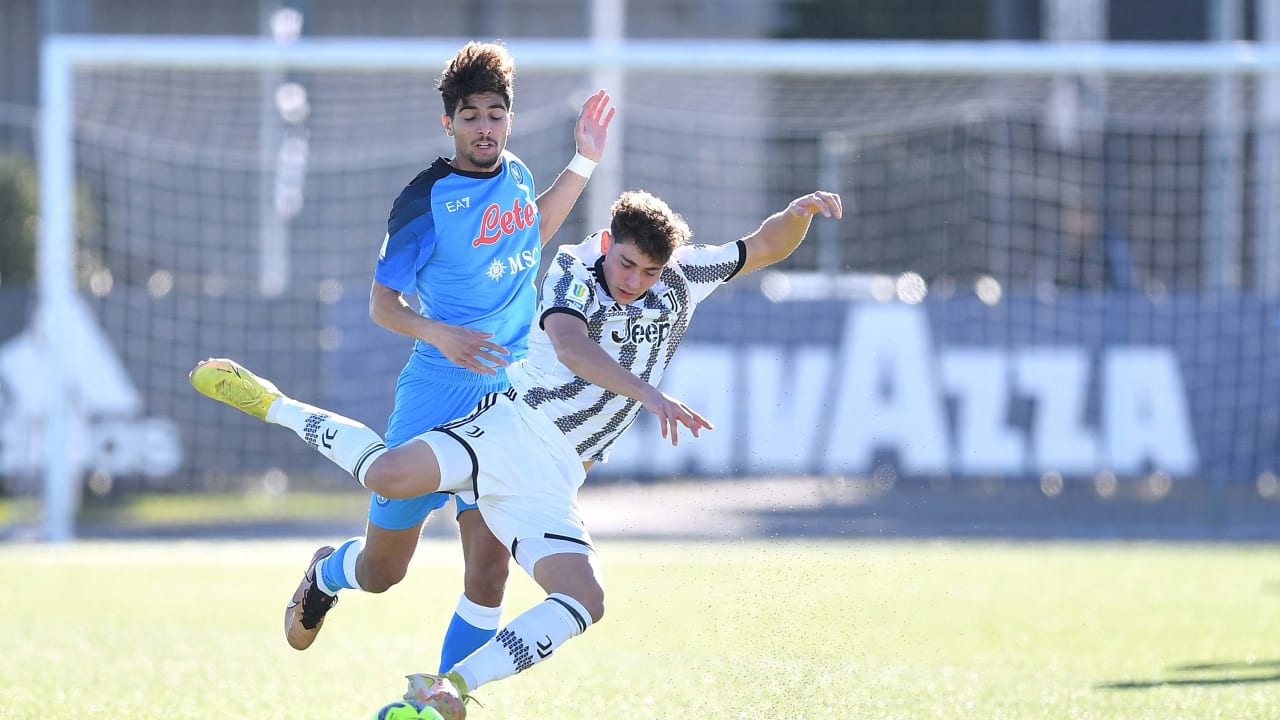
[[77, 490, 370, 526], [2, 539, 1278, 719], [5, 486, 377, 533]]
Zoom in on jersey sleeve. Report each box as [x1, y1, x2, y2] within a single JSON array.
[[538, 250, 596, 327], [676, 240, 747, 304], [374, 198, 436, 294]]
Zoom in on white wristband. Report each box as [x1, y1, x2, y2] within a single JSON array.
[[567, 152, 598, 179]]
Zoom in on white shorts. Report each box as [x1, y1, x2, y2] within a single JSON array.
[[416, 389, 592, 574]]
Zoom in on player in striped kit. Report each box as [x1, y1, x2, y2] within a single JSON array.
[[259, 39, 615, 675], [190, 188, 841, 718]]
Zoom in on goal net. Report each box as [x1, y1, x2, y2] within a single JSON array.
[[17, 37, 1280, 539]]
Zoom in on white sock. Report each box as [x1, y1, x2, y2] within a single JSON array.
[[451, 593, 592, 692], [455, 593, 503, 631], [315, 536, 365, 595], [268, 398, 386, 487]]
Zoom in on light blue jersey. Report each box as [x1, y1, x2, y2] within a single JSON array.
[[371, 151, 542, 529], [376, 151, 542, 374]]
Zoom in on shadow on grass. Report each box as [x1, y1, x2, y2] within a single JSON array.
[[1097, 658, 1280, 690], [1173, 659, 1280, 672]]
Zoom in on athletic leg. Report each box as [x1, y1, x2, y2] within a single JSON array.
[[319, 360, 495, 595], [277, 433, 460, 647], [438, 506, 510, 671], [189, 357, 454, 496], [317, 495, 443, 594], [447, 551, 603, 693], [407, 397, 594, 699]]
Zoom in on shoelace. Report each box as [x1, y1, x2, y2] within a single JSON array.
[[406, 675, 479, 711], [215, 373, 262, 410], [445, 673, 482, 709], [300, 583, 337, 629]]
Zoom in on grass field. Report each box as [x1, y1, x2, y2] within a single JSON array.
[[3, 538, 1279, 719]]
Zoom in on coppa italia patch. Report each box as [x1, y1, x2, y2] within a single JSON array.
[[565, 279, 591, 311]]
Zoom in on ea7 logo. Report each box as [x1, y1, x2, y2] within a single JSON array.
[[445, 197, 471, 212]]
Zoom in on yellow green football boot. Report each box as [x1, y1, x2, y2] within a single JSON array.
[[188, 357, 281, 420], [403, 672, 469, 720]]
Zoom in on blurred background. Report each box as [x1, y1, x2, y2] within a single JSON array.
[[1, 0, 1278, 541]]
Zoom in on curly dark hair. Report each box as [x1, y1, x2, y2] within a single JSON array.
[[436, 41, 515, 117], [609, 191, 692, 265]]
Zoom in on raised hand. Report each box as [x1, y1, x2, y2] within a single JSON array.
[[787, 191, 843, 220], [574, 89, 616, 163]]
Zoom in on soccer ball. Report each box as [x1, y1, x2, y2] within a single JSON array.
[[369, 700, 445, 720]]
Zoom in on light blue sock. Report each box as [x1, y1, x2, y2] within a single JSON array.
[[439, 593, 502, 672], [317, 536, 365, 594]]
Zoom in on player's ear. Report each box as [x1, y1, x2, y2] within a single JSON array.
[[600, 230, 611, 253], [441, 114, 453, 136]]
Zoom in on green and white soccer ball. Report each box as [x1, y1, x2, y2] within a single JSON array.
[[369, 699, 445, 720]]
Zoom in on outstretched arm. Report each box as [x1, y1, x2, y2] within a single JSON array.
[[536, 90, 617, 245], [737, 191, 843, 277], [544, 312, 712, 446]]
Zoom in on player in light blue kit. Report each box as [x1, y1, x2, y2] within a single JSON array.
[[273, 41, 615, 671]]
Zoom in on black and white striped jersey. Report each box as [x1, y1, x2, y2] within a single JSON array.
[[507, 231, 745, 463]]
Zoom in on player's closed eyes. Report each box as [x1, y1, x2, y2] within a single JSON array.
[[620, 259, 658, 274]]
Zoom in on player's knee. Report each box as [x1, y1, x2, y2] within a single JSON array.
[[459, 514, 511, 597], [465, 553, 510, 588], [363, 453, 416, 499], [462, 557, 509, 606], [468, 532, 511, 570]]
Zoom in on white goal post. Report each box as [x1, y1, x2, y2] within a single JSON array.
[[36, 35, 1280, 541]]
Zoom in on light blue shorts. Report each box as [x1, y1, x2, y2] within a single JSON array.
[[369, 357, 510, 531]]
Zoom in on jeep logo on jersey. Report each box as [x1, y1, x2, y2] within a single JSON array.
[[473, 198, 537, 247], [611, 317, 672, 345]]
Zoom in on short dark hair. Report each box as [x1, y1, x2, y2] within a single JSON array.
[[436, 41, 515, 117], [609, 191, 692, 265]]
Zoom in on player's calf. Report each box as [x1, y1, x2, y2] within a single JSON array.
[[356, 552, 411, 594], [445, 591, 596, 694]]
